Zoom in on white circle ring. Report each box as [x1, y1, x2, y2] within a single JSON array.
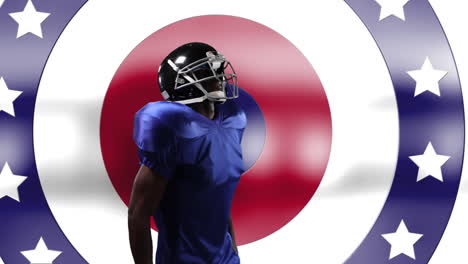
[[34, 0, 397, 263]]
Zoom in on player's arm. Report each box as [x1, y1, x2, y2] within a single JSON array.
[[128, 164, 168, 264], [228, 216, 238, 254]]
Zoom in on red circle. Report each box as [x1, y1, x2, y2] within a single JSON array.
[[100, 15, 332, 245]]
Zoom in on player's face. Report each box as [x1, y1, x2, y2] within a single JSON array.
[[193, 68, 223, 93], [205, 79, 223, 93]]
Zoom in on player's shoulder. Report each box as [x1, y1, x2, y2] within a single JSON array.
[[134, 101, 210, 139], [133, 101, 186, 152], [135, 101, 188, 129], [219, 97, 247, 129], [136, 100, 187, 118]]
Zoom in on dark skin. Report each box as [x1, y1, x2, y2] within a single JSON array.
[[128, 165, 167, 264], [128, 80, 238, 264]]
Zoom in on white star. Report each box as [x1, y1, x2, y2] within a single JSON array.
[[0, 0, 5, 9], [409, 142, 450, 182], [375, 0, 411, 21], [0, 257, 4, 264], [9, 0, 50, 38], [382, 220, 423, 260], [21, 237, 62, 264], [0, 77, 23, 117], [0, 162, 27, 202], [407, 57, 448, 97]]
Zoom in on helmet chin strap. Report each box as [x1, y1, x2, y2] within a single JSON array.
[[207, 90, 227, 103], [172, 90, 226, 105]]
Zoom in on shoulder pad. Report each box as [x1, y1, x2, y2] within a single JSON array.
[[133, 103, 177, 152], [134, 101, 212, 143], [220, 98, 247, 129]]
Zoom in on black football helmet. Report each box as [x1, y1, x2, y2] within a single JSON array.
[[158, 42, 238, 105]]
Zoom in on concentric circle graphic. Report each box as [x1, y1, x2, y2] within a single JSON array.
[[100, 15, 332, 244], [12, 0, 461, 263]]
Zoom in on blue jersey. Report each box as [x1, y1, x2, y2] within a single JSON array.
[[133, 98, 246, 264]]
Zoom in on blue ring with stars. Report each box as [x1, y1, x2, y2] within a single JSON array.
[[345, 0, 464, 263], [0, 0, 89, 263]]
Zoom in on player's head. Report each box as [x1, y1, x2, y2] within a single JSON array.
[[158, 42, 238, 105]]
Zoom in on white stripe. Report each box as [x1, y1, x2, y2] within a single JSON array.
[[167, 59, 179, 72], [161, 90, 170, 100]]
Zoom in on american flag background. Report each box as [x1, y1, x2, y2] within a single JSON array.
[[0, 0, 467, 263]]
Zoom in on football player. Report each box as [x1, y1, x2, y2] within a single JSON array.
[[128, 42, 246, 264]]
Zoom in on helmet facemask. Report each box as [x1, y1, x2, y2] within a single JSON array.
[[167, 51, 238, 105]]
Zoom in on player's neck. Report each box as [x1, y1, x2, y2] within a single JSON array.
[[189, 100, 216, 120]]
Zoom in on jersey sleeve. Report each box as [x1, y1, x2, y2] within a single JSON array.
[[238, 128, 246, 145], [133, 112, 177, 180]]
